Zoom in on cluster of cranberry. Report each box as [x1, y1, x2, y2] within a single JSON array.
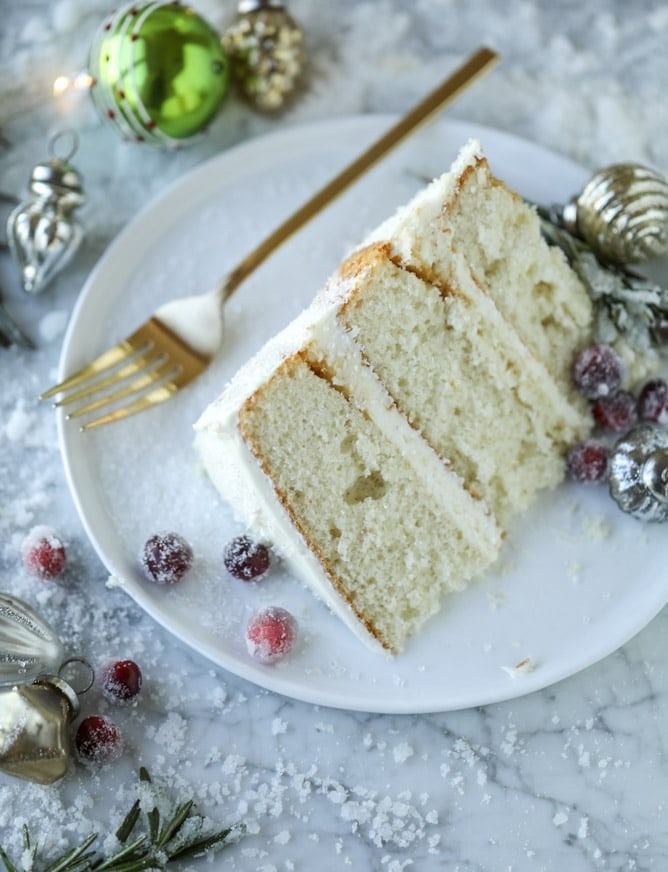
[[567, 344, 668, 483], [21, 527, 142, 765], [140, 531, 297, 664]]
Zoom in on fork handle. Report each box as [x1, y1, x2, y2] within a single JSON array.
[[218, 46, 499, 303]]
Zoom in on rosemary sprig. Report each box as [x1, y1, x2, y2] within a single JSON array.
[[0, 769, 245, 872], [538, 204, 668, 355]]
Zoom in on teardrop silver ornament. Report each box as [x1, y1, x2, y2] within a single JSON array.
[[562, 162, 668, 265], [6, 130, 85, 294], [0, 592, 65, 686], [608, 425, 668, 522]]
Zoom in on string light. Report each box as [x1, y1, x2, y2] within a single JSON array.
[[52, 73, 94, 98]]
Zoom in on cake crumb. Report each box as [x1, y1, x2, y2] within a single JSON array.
[[583, 514, 612, 541], [501, 657, 536, 678]]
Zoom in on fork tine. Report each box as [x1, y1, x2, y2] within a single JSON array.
[[39, 336, 148, 400], [66, 361, 180, 420], [81, 383, 178, 431], [52, 353, 167, 407]]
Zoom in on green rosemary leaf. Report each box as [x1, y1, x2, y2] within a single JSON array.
[[91, 858, 162, 872], [155, 801, 193, 849], [43, 833, 99, 872], [0, 846, 20, 872], [93, 836, 149, 870], [146, 808, 160, 846], [115, 800, 141, 844], [0, 770, 245, 872], [167, 822, 246, 861]]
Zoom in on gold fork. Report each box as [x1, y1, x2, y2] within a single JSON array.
[[42, 47, 498, 430]]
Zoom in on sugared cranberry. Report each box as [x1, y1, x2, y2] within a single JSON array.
[[566, 441, 609, 483], [140, 532, 193, 584], [572, 345, 624, 400], [75, 715, 123, 764], [224, 536, 271, 581], [638, 379, 668, 424], [246, 607, 297, 664], [592, 390, 638, 432], [99, 659, 143, 703], [21, 526, 67, 580]]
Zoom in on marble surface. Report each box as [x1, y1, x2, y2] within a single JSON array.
[[1, 1, 668, 869]]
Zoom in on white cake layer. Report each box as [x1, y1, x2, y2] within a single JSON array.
[[195, 298, 502, 652]]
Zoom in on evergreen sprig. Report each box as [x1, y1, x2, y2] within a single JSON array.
[[0, 768, 245, 872], [538, 204, 668, 355]]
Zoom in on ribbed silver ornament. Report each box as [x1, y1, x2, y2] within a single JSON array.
[[0, 593, 65, 686], [563, 162, 668, 265], [608, 425, 668, 522]]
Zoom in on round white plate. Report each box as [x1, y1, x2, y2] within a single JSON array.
[[59, 116, 668, 713]]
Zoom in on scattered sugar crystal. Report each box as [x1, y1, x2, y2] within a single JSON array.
[[272, 718, 288, 735], [553, 811, 569, 827], [148, 712, 187, 753], [38, 310, 68, 342], [274, 830, 291, 844], [5, 401, 35, 442], [578, 817, 589, 839], [393, 742, 414, 764]]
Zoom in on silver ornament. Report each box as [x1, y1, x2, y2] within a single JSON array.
[[0, 591, 64, 685], [608, 424, 668, 522], [6, 130, 85, 294], [562, 163, 668, 265]]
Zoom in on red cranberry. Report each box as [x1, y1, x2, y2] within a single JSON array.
[[75, 715, 123, 764], [224, 536, 271, 581], [246, 607, 297, 664], [592, 390, 638, 432], [140, 532, 193, 585], [572, 345, 624, 399], [21, 526, 67, 580], [99, 659, 143, 703], [638, 379, 668, 424], [566, 441, 609, 484]]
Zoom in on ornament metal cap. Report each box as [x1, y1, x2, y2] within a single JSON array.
[[237, 0, 285, 11], [33, 673, 82, 720], [30, 160, 84, 195]]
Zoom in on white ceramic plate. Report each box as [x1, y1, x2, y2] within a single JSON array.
[[59, 116, 668, 713]]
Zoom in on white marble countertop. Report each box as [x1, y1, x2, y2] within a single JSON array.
[[1, 1, 668, 870]]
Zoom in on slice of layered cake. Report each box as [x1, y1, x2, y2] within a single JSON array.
[[195, 140, 593, 654]]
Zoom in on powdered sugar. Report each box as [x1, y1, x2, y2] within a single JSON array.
[[2, 0, 668, 869]]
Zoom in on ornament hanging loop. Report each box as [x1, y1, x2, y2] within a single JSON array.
[[48, 128, 79, 163], [59, 656, 95, 695]]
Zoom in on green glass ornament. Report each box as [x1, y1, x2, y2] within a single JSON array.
[[89, 1, 230, 146]]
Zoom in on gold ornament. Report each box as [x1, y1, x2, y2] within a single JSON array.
[[563, 162, 668, 265], [223, 0, 306, 113], [0, 675, 80, 785], [0, 593, 92, 784]]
